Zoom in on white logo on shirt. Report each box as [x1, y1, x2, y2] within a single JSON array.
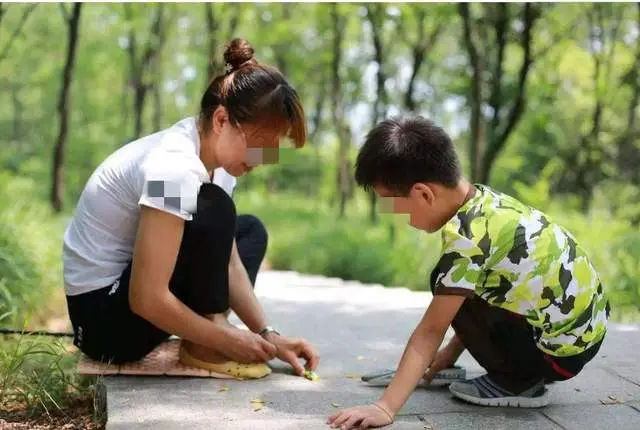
[[108, 279, 120, 295]]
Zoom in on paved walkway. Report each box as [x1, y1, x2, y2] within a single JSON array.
[[105, 271, 640, 429]]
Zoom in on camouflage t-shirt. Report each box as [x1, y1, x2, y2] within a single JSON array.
[[430, 184, 609, 357]]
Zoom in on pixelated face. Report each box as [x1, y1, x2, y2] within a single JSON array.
[[375, 183, 442, 233], [215, 118, 292, 177]]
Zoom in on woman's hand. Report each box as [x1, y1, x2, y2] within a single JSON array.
[[264, 333, 320, 375], [221, 328, 278, 363], [327, 402, 394, 429]]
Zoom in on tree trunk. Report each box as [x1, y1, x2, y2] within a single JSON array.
[[309, 77, 326, 144], [330, 4, 351, 218], [403, 7, 427, 112], [366, 4, 390, 223], [133, 81, 146, 139], [459, 3, 484, 182], [51, 3, 82, 212], [273, 4, 291, 77], [0, 4, 37, 63], [574, 4, 608, 210], [128, 4, 165, 140], [617, 3, 640, 184], [153, 78, 162, 131], [403, 7, 443, 113], [0, 3, 6, 27], [205, 3, 221, 82], [480, 3, 536, 184]]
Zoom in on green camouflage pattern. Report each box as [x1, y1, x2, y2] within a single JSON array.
[[431, 184, 609, 357]]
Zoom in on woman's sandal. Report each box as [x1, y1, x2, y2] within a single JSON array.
[[178, 347, 272, 380]]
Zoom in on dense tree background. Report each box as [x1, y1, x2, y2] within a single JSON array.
[[1, 3, 639, 325]]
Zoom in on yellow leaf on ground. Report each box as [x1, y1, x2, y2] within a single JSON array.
[[304, 370, 320, 381], [250, 398, 268, 412], [218, 385, 230, 392], [344, 373, 360, 379], [331, 402, 341, 408]]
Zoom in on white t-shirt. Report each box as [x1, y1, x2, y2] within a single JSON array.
[[62, 117, 237, 296]]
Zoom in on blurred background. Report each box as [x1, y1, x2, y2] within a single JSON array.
[[1, 2, 639, 330]]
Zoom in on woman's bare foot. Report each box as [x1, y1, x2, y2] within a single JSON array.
[[180, 312, 233, 364], [181, 340, 227, 364]]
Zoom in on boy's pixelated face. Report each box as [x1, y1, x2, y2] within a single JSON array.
[[375, 183, 448, 233]]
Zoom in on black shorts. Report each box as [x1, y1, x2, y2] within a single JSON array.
[[451, 295, 604, 392]]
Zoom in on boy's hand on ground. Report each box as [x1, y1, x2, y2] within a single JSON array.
[[265, 333, 320, 376], [423, 336, 463, 384], [223, 328, 277, 363], [422, 349, 452, 383], [327, 402, 393, 429]]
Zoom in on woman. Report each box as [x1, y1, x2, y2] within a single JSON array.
[[62, 38, 319, 379]]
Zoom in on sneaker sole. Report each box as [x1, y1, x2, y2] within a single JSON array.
[[450, 388, 549, 408], [363, 367, 466, 387]]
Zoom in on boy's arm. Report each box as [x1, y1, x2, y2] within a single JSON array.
[[378, 295, 466, 414], [424, 334, 465, 382], [328, 295, 466, 429]]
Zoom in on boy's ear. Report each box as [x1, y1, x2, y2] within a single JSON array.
[[412, 183, 436, 205]]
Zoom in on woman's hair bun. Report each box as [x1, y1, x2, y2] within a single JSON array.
[[223, 38, 255, 71]]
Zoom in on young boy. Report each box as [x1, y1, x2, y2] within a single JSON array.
[[327, 117, 609, 430]]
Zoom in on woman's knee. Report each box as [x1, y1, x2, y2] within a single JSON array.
[[190, 184, 237, 234], [237, 214, 268, 249]]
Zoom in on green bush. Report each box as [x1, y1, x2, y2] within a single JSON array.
[[236, 183, 640, 322], [0, 173, 65, 327], [236, 146, 325, 196], [235, 190, 442, 290]]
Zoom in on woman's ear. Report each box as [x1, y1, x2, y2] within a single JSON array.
[[212, 106, 228, 135]]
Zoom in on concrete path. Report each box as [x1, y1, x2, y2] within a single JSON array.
[[104, 271, 640, 429]]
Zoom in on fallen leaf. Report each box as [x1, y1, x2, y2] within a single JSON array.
[[574, 388, 581, 392], [608, 395, 617, 401], [423, 425, 434, 430], [344, 373, 361, 379], [250, 398, 268, 412], [218, 385, 230, 392], [331, 402, 341, 408], [304, 370, 320, 381]]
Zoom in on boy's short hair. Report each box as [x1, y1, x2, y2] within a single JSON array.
[[355, 116, 462, 195]]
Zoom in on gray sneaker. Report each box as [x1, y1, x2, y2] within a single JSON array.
[[362, 366, 466, 388], [449, 375, 549, 408]]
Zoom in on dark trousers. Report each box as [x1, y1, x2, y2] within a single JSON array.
[[452, 296, 603, 393], [66, 184, 268, 364]]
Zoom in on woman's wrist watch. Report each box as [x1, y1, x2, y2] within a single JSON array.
[[258, 326, 280, 337]]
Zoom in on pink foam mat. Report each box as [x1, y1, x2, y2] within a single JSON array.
[[77, 339, 213, 377]]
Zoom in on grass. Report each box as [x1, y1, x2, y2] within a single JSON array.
[[0, 172, 67, 329], [0, 173, 104, 427], [0, 333, 106, 428]]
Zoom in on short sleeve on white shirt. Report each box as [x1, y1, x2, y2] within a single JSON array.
[[138, 144, 210, 221]]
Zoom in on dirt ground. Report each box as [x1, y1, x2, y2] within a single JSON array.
[[0, 396, 105, 430]]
